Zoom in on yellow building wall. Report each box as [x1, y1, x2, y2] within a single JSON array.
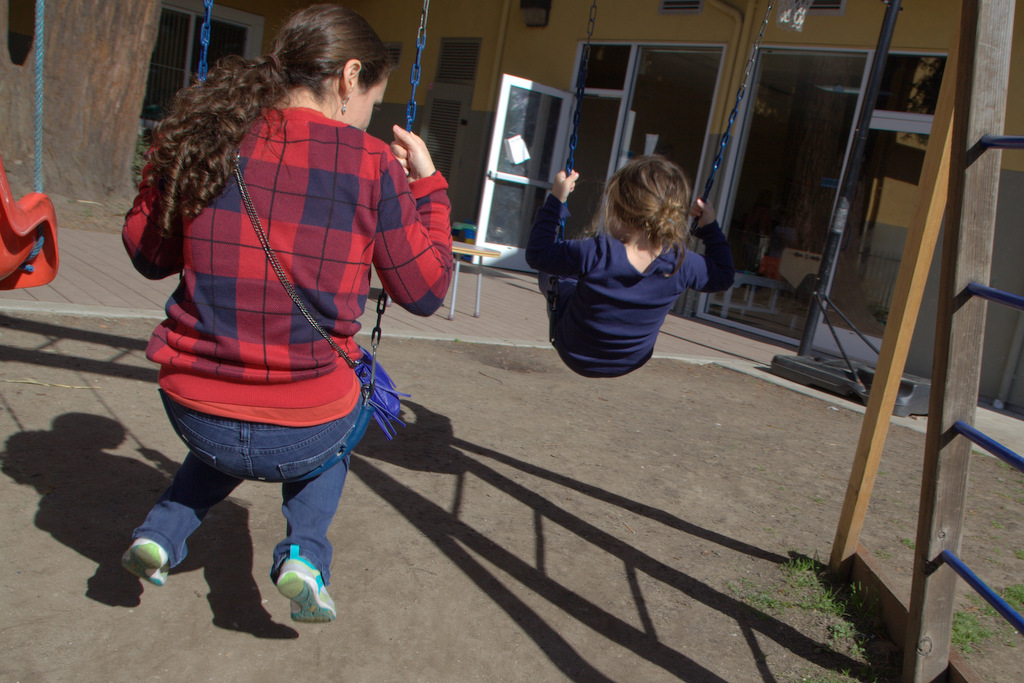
[[347, 0, 508, 113], [342, 1, 968, 129], [209, 0, 1016, 169]]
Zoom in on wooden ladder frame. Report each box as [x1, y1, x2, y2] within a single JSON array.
[[826, 1, 1017, 680]]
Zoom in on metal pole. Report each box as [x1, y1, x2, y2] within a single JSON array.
[[796, 0, 902, 356]]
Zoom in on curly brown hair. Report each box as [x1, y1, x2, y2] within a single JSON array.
[[603, 155, 693, 274], [145, 4, 393, 237]]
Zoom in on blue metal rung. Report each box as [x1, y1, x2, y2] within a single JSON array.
[[980, 134, 1024, 150], [953, 420, 1024, 475], [935, 549, 1024, 634], [965, 282, 1024, 313]]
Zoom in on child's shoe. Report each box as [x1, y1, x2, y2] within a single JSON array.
[[276, 546, 336, 623], [121, 538, 169, 586]]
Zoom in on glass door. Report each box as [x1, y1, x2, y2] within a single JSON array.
[[705, 50, 946, 354], [477, 46, 724, 272], [807, 127, 930, 360], [616, 47, 722, 193], [562, 44, 723, 242], [807, 54, 946, 359], [475, 74, 571, 271], [703, 48, 869, 342]]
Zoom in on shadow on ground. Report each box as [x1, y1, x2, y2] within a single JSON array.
[[2, 412, 297, 639], [354, 401, 877, 681]]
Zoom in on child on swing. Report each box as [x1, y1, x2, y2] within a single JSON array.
[[526, 155, 734, 378]]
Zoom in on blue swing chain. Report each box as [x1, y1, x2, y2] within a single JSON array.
[[564, 0, 597, 176], [197, 0, 214, 84], [33, 0, 44, 193], [692, 1, 774, 231], [547, 0, 597, 324], [19, 0, 46, 273], [406, 0, 430, 131], [556, 0, 597, 244]]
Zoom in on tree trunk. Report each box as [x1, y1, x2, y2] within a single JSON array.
[[0, 0, 34, 171], [0, 0, 160, 199]]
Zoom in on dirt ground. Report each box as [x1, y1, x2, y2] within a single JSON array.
[[2, 164, 1022, 680], [1, 307, 1021, 682]]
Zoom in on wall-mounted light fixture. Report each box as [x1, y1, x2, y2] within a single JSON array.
[[520, 0, 552, 27]]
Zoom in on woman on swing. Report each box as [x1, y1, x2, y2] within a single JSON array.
[[120, 4, 452, 623], [527, 156, 734, 378]]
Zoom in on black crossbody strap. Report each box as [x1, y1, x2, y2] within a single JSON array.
[[233, 161, 358, 370]]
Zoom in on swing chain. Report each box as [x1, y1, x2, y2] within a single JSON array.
[[197, 0, 214, 83], [564, 0, 597, 176], [32, 0, 44, 193], [557, 0, 597, 244], [406, 0, 431, 132], [365, 291, 387, 402], [699, 1, 774, 205]]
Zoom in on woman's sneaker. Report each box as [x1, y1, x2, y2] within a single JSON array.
[[276, 546, 336, 623], [121, 538, 169, 586]]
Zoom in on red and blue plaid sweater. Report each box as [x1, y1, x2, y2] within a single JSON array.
[[123, 107, 453, 412]]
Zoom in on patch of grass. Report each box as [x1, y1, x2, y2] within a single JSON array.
[[799, 583, 846, 616], [755, 552, 900, 682], [951, 611, 993, 655], [966, 594, 998, 620], [1015, 549, 1024, 560], [899, 538, 915, 550], [1002, 584, 1024, 611], [875, 548, 892, 560], [847, 582, 880, 625], [795, 670, 868, 683], [829, 619, 857, 641], [727, 578, 790, 611], [783, 555, 820, 589]]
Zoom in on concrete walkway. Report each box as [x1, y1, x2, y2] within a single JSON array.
[[0, 227, 787, 367]]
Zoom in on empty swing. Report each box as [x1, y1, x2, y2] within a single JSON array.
[[0, 153, 58, 290]]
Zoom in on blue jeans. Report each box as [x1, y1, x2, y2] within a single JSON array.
[[132, 391, 362, 585]]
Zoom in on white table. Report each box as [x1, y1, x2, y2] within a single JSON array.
[[448, 243, 501, 320], [719, 272, 792, 318]]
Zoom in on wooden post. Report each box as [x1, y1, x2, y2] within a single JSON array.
[[903, 1, 1016, 681], [828, 28, 958, 579]]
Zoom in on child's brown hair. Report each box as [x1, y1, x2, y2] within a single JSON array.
[[603, 155, 693, 273]]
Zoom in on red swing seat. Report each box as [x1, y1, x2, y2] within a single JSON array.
[[0, 150, 58, 289]]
